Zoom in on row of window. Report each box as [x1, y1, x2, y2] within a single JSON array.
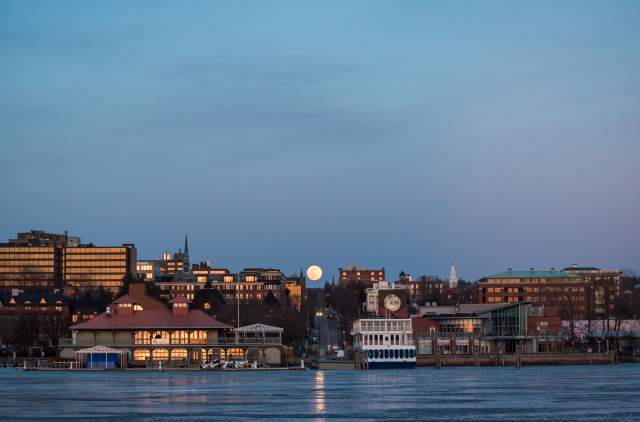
[[65, 274, 125, 280], [64, 268, 127, 274], [484, 278, 581, 284], [134, 330, 208, 345], [0, 247, 54, 253], [0, 255, 55, 260], [367, 349, 415, 359], [0, 260, 55, 266], [358, 320, 411, 331], [65, 248, 127, 254], [66, 281, 122, 287], [64, 261, 127, 267], [363, 333, 411, 346]]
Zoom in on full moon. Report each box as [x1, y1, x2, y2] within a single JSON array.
[[306, 265, 322, 281]]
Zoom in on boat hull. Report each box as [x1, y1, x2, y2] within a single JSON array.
[[367, 361, 416, 369]]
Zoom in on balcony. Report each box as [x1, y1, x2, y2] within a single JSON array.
[[59, 337, 282, 347]]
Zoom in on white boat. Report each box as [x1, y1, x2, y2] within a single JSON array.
[[352, 318, 416, 369]]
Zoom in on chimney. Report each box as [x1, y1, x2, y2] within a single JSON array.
[[170, 295, 189, 316], [129, 283, 146, 299], [117, 302, 133, 316]]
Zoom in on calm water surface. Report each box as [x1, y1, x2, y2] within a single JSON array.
[[1, 365, 639, 421]]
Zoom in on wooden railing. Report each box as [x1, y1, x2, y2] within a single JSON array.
[[59, 337, 282, 347]]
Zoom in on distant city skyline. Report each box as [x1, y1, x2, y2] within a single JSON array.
[[0, 227, 631, 283], [2, 1, 639, 281]]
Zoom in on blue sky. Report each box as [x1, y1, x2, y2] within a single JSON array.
[[1, 1, 639, 281]]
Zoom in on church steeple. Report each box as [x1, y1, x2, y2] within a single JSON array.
[[183, 234, 190, 273], [449, 263, 457, 289]]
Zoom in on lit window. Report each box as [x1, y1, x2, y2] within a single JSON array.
[[133, 349, 150, 362], [152, 349, 169, 361], [134, 304, 143, 311]]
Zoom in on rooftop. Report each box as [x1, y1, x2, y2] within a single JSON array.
[[70, 283, 231, 331], [481, 270, 579, 280]]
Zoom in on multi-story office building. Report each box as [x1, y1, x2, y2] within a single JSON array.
[[0, 230, 80, 292], [8, 230, 80, 247], [0, 245, 61, 291], [1, 231, 137, 294], [62, 244, 137, 294], [137, 260, 162, 281], [476, 269, 589, 318], [397, 275, 450, 304], [158, 236, 190, 275], [339, 265, 385, 287], [562, 266, 622, 316]]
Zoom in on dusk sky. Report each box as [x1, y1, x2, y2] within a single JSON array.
[[2, 1, 639, 282]]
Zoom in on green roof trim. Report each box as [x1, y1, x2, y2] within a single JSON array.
[[482, 270, 579, 279]]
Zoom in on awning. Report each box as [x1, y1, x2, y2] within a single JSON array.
[[75, 346, 127, 354]]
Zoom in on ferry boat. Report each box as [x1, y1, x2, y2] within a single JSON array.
[[352, 318, 416, 369]]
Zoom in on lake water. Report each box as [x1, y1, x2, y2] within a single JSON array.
[[1, 365, 639, 421]]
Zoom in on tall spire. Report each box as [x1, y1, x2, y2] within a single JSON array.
[[183, 234, 190, 273], [449, 263, 457, 289]]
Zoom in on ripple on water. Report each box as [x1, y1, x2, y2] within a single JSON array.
[[1, 365, 639, 421]]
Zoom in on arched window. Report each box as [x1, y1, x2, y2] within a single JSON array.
[[152, 349, 169, 361], [133, 304, 143, 311], [384, 350, 389, 359], [133, 349, 150, 362], [171, 349, 188, 362], [171, 331, 189, 344], [190, 331, 207, 344], [134, 331, 152, 345], [400, 349, 404, 358], [227, 348, 244, 359]]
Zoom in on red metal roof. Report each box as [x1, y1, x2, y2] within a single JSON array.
[[70, 309, 232, 330], [169, 294, 189, 304]]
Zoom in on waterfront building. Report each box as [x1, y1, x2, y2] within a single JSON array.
[[60, 283, 284, 366], [352, 318, 416, 369], [339, 265, 385, 287], [412, 302, 563, 355]]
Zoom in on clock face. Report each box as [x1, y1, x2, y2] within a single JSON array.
[[383, 294, 401, 312]]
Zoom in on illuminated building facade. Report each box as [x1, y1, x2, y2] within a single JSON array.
[[63, 244, 137, 294], [476, 269, 589, 318], [284, 271, 305, 311], [339, 265, 385, 287], [136, 260, 161, 281], [0, 246, 60, 291]]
